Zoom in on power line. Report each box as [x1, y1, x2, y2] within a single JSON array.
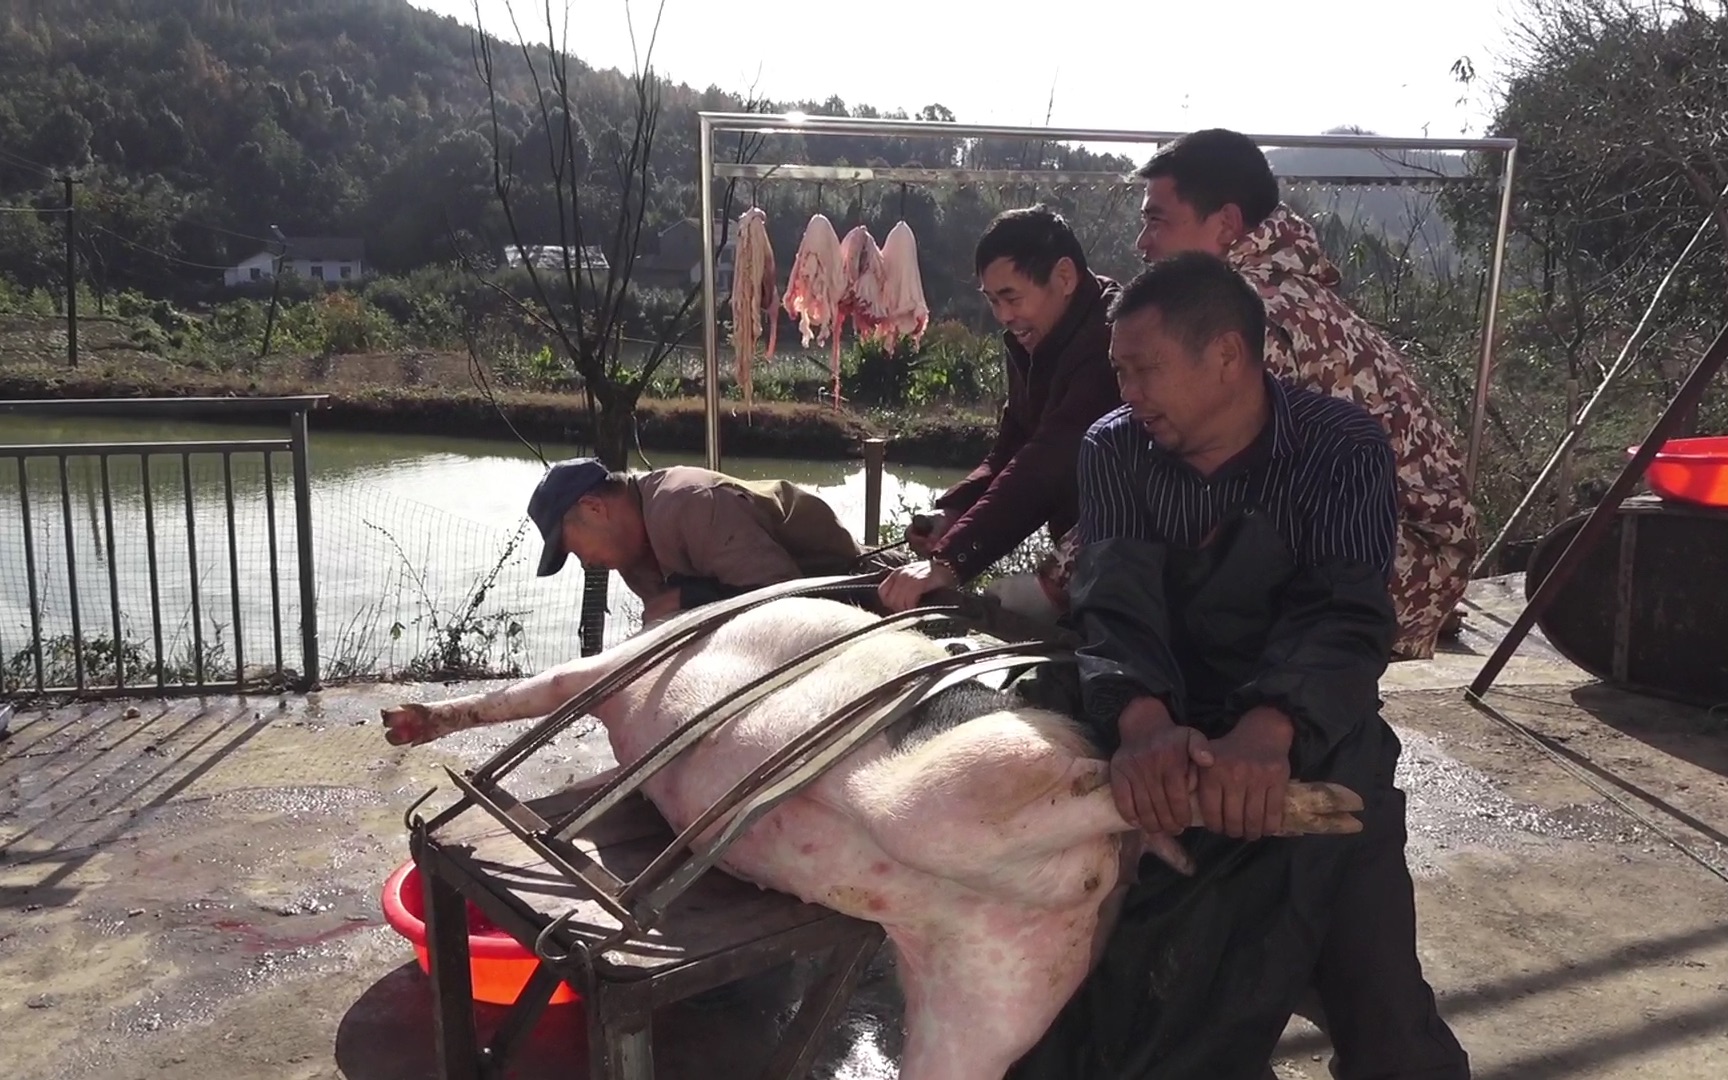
[[82, 221, 237, 271]]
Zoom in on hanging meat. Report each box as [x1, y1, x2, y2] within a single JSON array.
[[727, 206, 778, 411], [837, 224, 889, 342], [781, 213, 847, 406], [876, 220, 931, 354]]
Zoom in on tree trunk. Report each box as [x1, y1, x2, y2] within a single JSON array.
[[576, 399, 637, 656]]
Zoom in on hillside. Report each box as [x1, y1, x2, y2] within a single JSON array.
[[0, 0, 1471, 322]]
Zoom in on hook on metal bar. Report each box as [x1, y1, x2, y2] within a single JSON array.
[[403, 786, 438, 832]]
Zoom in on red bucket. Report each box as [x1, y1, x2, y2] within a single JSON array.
[[1629, 435, 1728, 509], [380, 859, 582, 1008]]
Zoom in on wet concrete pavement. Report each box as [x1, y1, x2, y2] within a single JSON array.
[[3, 576, 1727, 1079]]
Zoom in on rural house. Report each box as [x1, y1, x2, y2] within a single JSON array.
[[223, 237, 367, 287]]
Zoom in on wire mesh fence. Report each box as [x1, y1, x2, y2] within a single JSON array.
[[0, 455, 658, 696]]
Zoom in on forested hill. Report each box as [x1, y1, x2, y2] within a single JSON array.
[[0, 0, 1461, 309]]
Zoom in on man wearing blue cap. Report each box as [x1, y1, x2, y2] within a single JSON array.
[[528, 458, 881, 624]]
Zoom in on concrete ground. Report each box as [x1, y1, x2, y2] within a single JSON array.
[[2, 576, 1726, 1079]]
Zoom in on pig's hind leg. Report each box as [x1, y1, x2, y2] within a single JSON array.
[[844, 707, 1128, 910]]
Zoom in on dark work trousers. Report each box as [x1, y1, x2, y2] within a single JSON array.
[[1006, 783, 1468, 1080], [1270, 785, 1469, 1080]]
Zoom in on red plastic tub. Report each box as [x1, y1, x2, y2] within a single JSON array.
[[380, 859, 582, 1008], [1628, 435, 1728, 509]]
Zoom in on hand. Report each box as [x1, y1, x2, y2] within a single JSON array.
[[1108, 697, 1213, 836], [876, 559, 959, 613], [641, 590, 682, 624], [905, 512, 950, 557], [1195, 706, 1296, 841]]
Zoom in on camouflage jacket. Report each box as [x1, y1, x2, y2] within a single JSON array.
[[1039, 204, 1478, 598]]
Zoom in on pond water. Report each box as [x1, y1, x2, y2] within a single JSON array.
[[0, 412, 970, 687]]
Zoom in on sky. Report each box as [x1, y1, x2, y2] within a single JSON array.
[[409, 0, 1525, 157]]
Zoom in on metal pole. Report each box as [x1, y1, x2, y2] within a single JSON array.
[[1464, 144, 1518, 487], [289, 408, 319, 690], [699, 115, 723, 472], [62, 175, 77, 369], [697, 111, 1519, 153], [1474, 188, 1724, 574], [1469, 318, 1728, 697], [861, 439, 886, 546]]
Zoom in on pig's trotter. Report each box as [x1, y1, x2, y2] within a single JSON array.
[[381, 702, 444, 746], [1276, 780, 1366, 836]]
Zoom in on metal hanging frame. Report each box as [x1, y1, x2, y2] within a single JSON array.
[[414, 569, 1076, 960], [695, 111, 1519, 481]]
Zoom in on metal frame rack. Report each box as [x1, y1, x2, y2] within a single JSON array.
[[694, 111, 1519, 481]]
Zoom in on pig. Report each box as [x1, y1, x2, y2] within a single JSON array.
[[381, 594, 1363, 1080]]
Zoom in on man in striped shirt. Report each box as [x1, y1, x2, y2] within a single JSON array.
[[1008, 253, 1467, 1080]]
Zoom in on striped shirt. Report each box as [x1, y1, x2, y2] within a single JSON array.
[[1078, 372, 1398, 579]]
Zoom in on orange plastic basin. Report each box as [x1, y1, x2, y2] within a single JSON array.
[[380, 859, 582, 1008], [1627, 435, 1728, 509]]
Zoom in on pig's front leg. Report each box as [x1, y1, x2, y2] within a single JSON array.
[[380, 654, 601, 746]]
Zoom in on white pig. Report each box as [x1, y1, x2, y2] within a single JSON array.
[[382, 595, 1362, 1080]]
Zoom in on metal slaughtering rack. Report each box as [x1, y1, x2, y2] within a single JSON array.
[[693, 111, 1520, 485], [415, 572, 1072, 964]]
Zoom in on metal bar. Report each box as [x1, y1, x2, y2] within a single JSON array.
[[17, 459, 45, 694], [1611, 515, 1637, 683], [141, 455, 165, 689], [470, 573, 884, 787], [57, 454, 85, 691], [223, 452, 243, 688], [760, 931, 883, 1080], [698, 111, 1520, 152], [1474, 184, 1725, 574], [263, 452, 284, 678], [632, 646, 1071, 924], [0, 396, 330, 417], [700, 114, 722, 471], [182, 454, 204, 686], [0, 439, 291, 457], [713, 162, 1492, 189], [1470, 318, 1728, 697], [442, 766, 638, 928], [99, 454, 122, 690], [289, 410, 319, 690], [481, 964, 566, 1070], [862, 439, 885, 546], [546, 606, 960, 840], [1464, 143, 1519, 487], [417, 847, 484, 1080]]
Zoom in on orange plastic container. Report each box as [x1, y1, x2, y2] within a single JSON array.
[[1628, 435, 1728, 509], [380, 859, 582, 1008]]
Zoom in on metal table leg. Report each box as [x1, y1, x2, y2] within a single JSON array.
[[420, 856, 482, 1080], [588, 985, 655, 1080], [762, 927, 884, 1080]]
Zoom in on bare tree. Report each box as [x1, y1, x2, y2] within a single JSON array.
[[462, 0, 766, 653], [464, 0, 765, 462]]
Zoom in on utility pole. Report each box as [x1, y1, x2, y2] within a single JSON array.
[[259, 224, 287, 359], [61, 174, 77, 368]]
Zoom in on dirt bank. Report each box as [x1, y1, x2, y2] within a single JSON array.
[[0, 330, 998, 468]]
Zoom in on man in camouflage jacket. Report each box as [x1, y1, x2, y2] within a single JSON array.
[[1034, 128, 1476, 661]]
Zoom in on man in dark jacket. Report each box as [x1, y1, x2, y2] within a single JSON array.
[[1006, 253, 1467, 1079], [877, 206, 1122, 612]]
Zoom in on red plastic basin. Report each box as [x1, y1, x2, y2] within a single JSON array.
[[380, 859, 582, 1008], [1627, 435, 1728, 509]]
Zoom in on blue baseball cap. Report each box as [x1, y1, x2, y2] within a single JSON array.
[[528, 457, 611, 576]]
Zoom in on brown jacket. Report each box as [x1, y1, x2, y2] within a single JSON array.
[[931, 272, 1123, 582], [618, 466, 864, 605]]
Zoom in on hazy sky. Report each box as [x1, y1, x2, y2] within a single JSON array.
[[410, 0, 1522, 154]]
